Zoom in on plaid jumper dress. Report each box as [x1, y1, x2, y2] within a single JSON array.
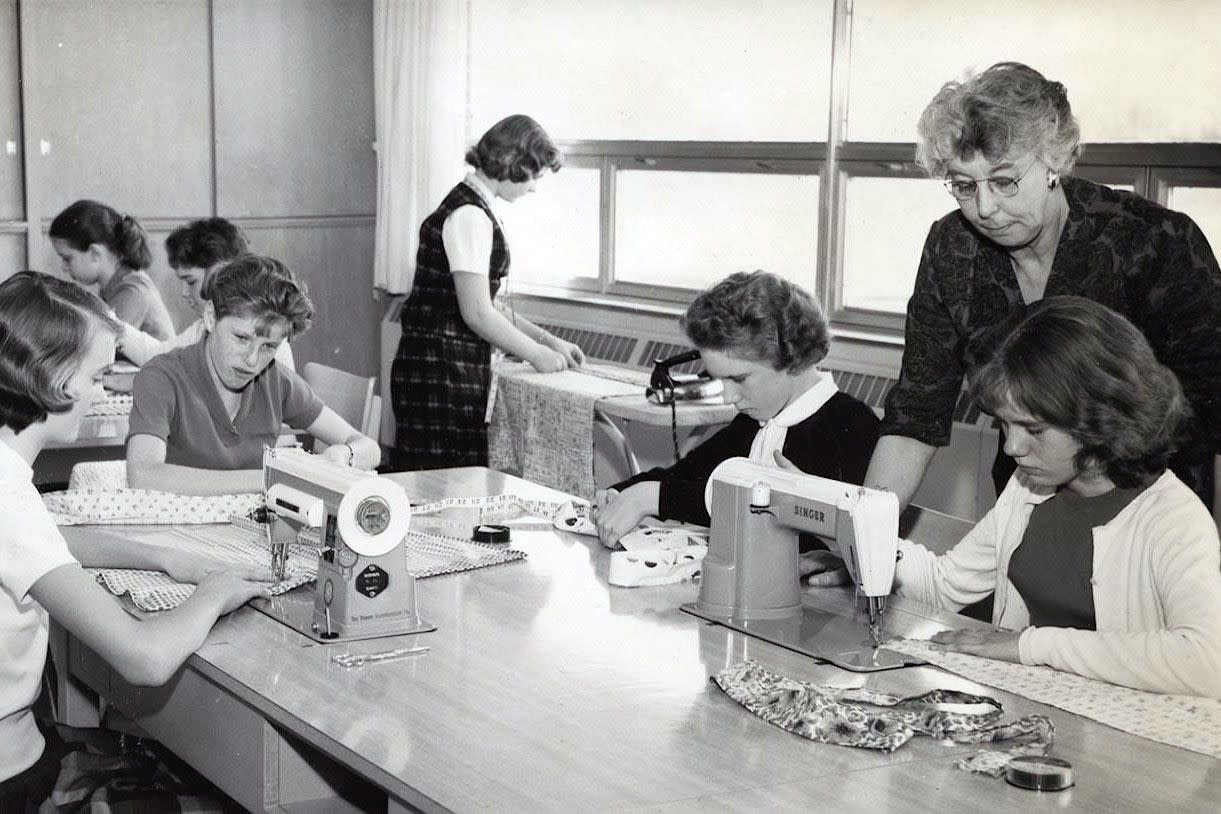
[[391, 182, 509, 469]]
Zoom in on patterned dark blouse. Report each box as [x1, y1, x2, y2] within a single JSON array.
[[882, 176, 1221, 469]]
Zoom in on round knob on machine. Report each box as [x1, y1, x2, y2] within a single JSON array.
[[355, 496, 392, 535]]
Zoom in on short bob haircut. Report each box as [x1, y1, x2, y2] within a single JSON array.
[[165, 217, 249, 271], [0, 271, 122, 433], [915, 62, 1082, 178], [465, 114, 563, 183], [970, 296, 1188, 489], [49, 199, 153, 270], [203, 254, 313, 338], [682, 271, 830, 374]]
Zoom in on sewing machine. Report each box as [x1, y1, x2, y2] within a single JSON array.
[[254, 447, 434, 643], [681, 457, 918, 671]]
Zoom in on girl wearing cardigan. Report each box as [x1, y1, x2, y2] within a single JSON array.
[[897, 296, 1221, 698]]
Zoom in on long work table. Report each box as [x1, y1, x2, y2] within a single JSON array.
[[54, 468, 1219, 812]]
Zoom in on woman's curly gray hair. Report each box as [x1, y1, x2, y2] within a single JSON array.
[[915, 62, 1081, 178]]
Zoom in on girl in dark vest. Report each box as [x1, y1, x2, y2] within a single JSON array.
[[391, 115, 584, 470]]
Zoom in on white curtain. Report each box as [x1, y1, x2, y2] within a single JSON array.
[[373, 0, 469, 294]]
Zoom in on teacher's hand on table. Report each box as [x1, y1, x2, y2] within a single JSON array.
[[593, 482, 659, 549], [929, 628, 1022, 663]]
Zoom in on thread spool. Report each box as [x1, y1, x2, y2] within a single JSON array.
[[473, 524, 511, 544]]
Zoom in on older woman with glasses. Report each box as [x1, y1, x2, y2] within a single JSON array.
[[861, 62, 1221, 523]]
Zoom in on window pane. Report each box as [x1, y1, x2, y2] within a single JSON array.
[[470, 0, 832, 141], [1168, 187, 1221, 256], [614, 170, 819, 292], [841, 177, 952, 313], [848, 0, 1221, 142], [499, 166, 601, 287]]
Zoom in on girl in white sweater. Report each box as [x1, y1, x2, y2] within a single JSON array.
[[0, 272, 270, 807], [896, 296, 1221, 698]]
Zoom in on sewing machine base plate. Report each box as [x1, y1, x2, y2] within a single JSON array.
[[251, 587, 435, 644], [680, 601, 922, 672]]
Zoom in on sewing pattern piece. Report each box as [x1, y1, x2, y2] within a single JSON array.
[[46, 489, 262, 526], [884, 638, 1221, 759], [712, 660, 1054, 774]]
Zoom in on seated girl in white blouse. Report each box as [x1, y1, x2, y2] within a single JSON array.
[[0, 272, 271, 808], [895, 297, 1221, 698]]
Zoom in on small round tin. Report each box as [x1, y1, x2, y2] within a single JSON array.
[[472, 523, 512, 544], [1004, 756, 1074, 791]]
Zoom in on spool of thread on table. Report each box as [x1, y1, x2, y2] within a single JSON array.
[[473, 524, 511, 544]]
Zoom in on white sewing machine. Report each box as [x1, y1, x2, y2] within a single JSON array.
[[257, 447, 434, 643], [681, 457, 915, 671]]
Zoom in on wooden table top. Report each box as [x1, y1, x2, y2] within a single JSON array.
[[65, 468, 1220, 813]]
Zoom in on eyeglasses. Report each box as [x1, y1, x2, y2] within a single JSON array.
[[943, 160, 1039, 201]]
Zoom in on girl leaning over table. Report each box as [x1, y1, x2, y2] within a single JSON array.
[[391, 114, 585, 471], [884, 296, 1221, 698], [0, 271, 271, 810]]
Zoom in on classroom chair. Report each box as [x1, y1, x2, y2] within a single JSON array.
[[301, 361, 379, 450]]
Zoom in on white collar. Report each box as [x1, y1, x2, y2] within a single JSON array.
[[0, 436, 33, 481], [759, 372, 838, 429], [463, 173, 497, 206]]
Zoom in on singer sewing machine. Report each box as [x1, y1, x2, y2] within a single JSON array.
[[251, 447, 434, 643], [681, 457, 920, 671]]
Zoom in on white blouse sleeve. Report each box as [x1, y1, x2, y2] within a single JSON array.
[[441, 205, 494, 276]]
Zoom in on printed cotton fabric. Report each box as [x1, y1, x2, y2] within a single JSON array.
[[45, 489, 262, 526], [712, 660, 1053, 775]]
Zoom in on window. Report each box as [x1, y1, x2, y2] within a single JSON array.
[[469, 0, 832, 141], [465, 1, 1221, 337], [847, 0, 1221, 143], [613, 168, 820, 297]]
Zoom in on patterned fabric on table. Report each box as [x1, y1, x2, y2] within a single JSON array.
[[90, 524, 316, 612], [885, 638, 1221, 759], [488, 364, 639, 501], [45, 489, 262, 526], [712, 660, 1054, 776]]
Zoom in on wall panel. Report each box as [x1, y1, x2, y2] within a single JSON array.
[[240, 219, 379, 378], [0, 231, 25, 281], [22, 0, 212, 219], [0, 0, 22, 220], [213, 0, 376, 217]]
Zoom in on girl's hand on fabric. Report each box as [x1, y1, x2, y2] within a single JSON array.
[[800, 549, 851, 587], [529, 345, 568, 373], [594, 483, 656, 549], [194, 572, 273, 615], [163, 551, 274, 585], [929, 628, 1022, 663], [545, 336, 585, 368], [593, 487, 619, 512]]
